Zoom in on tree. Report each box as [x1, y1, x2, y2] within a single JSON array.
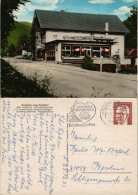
[[123, 4, 137, 48], [17, 34, 30, 48], [8, 44, 16, 57], [1, 0, 30, 49]]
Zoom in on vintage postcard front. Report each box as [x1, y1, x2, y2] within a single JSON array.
[[1, 0, 137, 195], [0, 98, 137, 195]]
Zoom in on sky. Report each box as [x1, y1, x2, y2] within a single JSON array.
[[14, 0, 137, 23]]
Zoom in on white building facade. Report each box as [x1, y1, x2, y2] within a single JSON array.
[[31, 10, 129, 72]]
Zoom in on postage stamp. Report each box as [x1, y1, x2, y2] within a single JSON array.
[[100, 101, 132, 126], [113, 102, 132, 125], [68, 101, 96, 127]]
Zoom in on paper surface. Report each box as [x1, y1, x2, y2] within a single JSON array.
[[0, 98, 137, 195]]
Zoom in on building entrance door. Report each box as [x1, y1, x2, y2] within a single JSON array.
[[83, 46, 91, 57]]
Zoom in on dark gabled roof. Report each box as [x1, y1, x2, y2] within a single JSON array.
[[34, 10, 129, 34]]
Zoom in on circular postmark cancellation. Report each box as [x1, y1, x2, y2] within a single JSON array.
[[73, 102, 96, 123], [100, 101, 132, 126], [100, 101, 114, 126]]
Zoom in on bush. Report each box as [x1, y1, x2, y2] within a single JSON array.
[[1, 58, 55, 97], [82, 56, 98, 71], [119, 68, 137, 74]]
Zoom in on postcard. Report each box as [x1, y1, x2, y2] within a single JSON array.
[[1, 0, 137, 195], [0, 98, 137, 195]]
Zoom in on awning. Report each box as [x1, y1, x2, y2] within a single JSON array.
[[72, 48, 111, 52], [73, 48, 83, 51], [101, 48, 111, 52], [73, 48, 90, 51]]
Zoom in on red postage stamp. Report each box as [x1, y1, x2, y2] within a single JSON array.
[[114, 102, 132, 125]]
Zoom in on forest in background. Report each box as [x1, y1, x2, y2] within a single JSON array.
[[1, 21, 32, 57]]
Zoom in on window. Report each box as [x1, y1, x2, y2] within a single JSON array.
[[92, 46, 111, 58], [93, 47, 100, 58], [82, 46, 91, 57], [62, 45, 71, 57], [73, 45, 81, 57], [101, 46, 110, 58]]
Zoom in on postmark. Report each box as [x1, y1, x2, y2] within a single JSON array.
[[100, 101, 132, 126], [68, 101, 96, 127], [100, 101, 114, 126]]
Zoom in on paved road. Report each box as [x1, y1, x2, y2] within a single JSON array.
[[5, 58, 137, 98]]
